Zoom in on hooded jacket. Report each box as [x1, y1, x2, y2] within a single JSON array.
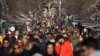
[[55, 40, 73, 56]]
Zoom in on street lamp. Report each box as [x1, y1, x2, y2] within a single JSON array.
[[48, 3, 52, 17], [58, 0, 62, 18], [10, 26, 15, 32]]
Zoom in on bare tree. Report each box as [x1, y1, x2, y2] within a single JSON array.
[[4, 0, 98, 20], [6, 0, 40, 19], [62, 0, 95, 19]]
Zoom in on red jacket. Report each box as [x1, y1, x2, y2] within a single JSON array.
[[55, 40, 73, 56]]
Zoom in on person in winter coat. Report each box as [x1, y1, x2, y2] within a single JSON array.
[[55, 35, 73, 56]]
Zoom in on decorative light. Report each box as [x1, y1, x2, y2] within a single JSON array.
[[10, 26, 15, 31]]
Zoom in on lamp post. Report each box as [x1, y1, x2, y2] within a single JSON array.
[[48, 3, 52, 17], [58, 0, 62, 18]]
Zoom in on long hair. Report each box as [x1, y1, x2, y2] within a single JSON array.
[[44, 42, 56, 56]]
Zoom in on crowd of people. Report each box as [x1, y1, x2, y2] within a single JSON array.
[[0, 16, 100, 56]]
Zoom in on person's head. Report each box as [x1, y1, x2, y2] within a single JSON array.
[[23, 34, 28, 38], [45, 42, 55, 56], [32, 53, 43, 56], [22, 37, 28, 46], [90, 51, 100, 56], [17, 39, 23, 47], [80, 37, 99, 56], [55, 35, 65, 44], [15, 30, 20, 36], [3, 38, 10, 48], [13, 43, 23, 54], [25, 42, 33, 51]]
